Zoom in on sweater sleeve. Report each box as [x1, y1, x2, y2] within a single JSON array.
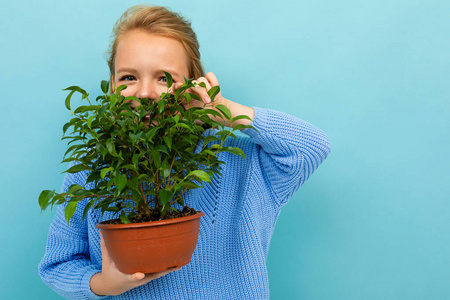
[[38, 169, 107, 300], [241, 106, 331, 207]]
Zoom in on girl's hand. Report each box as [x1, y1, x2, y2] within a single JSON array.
[[90, 232, 180, 296], [171, 72, 226, 109], [170, 71, 254, 128]]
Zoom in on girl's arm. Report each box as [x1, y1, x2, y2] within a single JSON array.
[[240, 106, 331, 207], [38, 171, 107, 299], [186, 73, 330, 203]]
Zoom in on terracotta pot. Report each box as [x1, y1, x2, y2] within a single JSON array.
[[96, 211, 205, 274]]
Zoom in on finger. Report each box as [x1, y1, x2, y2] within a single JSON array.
[[169, 82, 183, 94], [196, 77, 212, 90], [144, 267, 181, 282], [192, 78, 211, 104], [205, 72, 219, 87], [128, 272, 146, 281]]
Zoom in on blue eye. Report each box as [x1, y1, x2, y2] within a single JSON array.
[[120, 75, 135, 81], [159, 76, 176, 83]]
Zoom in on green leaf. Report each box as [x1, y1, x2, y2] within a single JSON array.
[[209, 144, 223, 151], [101, 167, 114, 179], [39, 190, 55, 210], [161, 159, 170, 178], [231, 124, 250, 131], [188, 93, 201, 101], [176, 196, 184, 207], [154, 145, 168, 154], [180, 181, 201, 189], [68, 184, 83, 194], [127, 177, 139, 190], [63, 86, 88, 97], [119, 211, 131, 224], [82, 201, 93, 220], [221, 146, 246, 159], [184, 93, 191, 104], [109, 94, 118, 110], [98, 106, 107, 117], [145, 127, 159, 142], [215, 104, 232, 120], [60, 157, 77, 164], [116, 174, 128, 191], [174, 85, 189, 100], [185, 170, 211, 182], [151, 151, 161, 168], [121, 164, 137, 171], [217, 129, 232, 141], [63, 122, 71, 134], [174, 122, 193, 131], [63, 164, 92, 174], [163, 135, 172, 150], [132, 153, 141, 167], [131, 190, 141, 205], [157, 100, 165, 114], [64, 90, 76, 110], [201, 149, 216, 156], [207, 85, 220, 101], [65, 201, 78, 225], [163, 71, 173, 88], [195, 108, 222, 119], [160, 189, 173, 206], [106, 141, 116, 155], [202, 135, 220, 146], [129, 132, 142, 143], [74, 105, 99, 114], [101, 80, 109, 94], [230, 114, 252, 124], [115, 84, 127, 95], [87, 116, 94, 129], [124, 96, 140, 105]]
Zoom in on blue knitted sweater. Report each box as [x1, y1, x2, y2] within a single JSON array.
[[39, 106, 331, 299]]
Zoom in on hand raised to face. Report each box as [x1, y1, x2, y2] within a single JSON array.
[[170, 72, 225, 108]]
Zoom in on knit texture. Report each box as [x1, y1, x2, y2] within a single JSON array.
[[39, 106, 331, 299]]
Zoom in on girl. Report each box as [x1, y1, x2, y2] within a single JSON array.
[[39, 5, 331, 299]]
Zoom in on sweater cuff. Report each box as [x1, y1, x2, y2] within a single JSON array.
[[81, 267, 107, 299]]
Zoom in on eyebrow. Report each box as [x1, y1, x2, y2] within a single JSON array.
[[116, 67, 137, 74], [116, 67, 180, 77]]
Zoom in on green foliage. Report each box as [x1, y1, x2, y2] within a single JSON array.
[[39, 74, 256, 225]]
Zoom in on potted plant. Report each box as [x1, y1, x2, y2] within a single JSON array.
[[39, 72, 255, 274]]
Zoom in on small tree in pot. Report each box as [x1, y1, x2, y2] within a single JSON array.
[[39, 72, 254, 273]]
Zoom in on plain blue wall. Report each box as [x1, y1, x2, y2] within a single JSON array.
[[1, 0, 449, 299]]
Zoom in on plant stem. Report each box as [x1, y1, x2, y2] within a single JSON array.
[[138, 182, 150, 216]]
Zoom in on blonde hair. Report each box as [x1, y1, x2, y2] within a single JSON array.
[[107, 5, 204, 79]]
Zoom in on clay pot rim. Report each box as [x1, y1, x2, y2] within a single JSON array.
[[95, 211, 205, 230]]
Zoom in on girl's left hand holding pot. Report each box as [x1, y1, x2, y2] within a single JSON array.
[[90, 232, 181, 296]]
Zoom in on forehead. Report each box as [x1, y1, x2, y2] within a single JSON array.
[[115, 30, 189, 76]]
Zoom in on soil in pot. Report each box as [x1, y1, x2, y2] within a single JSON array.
[[102, 206, 197, 225]]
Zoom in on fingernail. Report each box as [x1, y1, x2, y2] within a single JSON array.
[[204, 97, 211, 103]]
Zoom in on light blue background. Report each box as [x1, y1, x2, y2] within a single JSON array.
[[1, 0, 449, 299]]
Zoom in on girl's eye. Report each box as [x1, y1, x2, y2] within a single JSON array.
[[159, 76, 176, 83], [120, 75, 135, 81]]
